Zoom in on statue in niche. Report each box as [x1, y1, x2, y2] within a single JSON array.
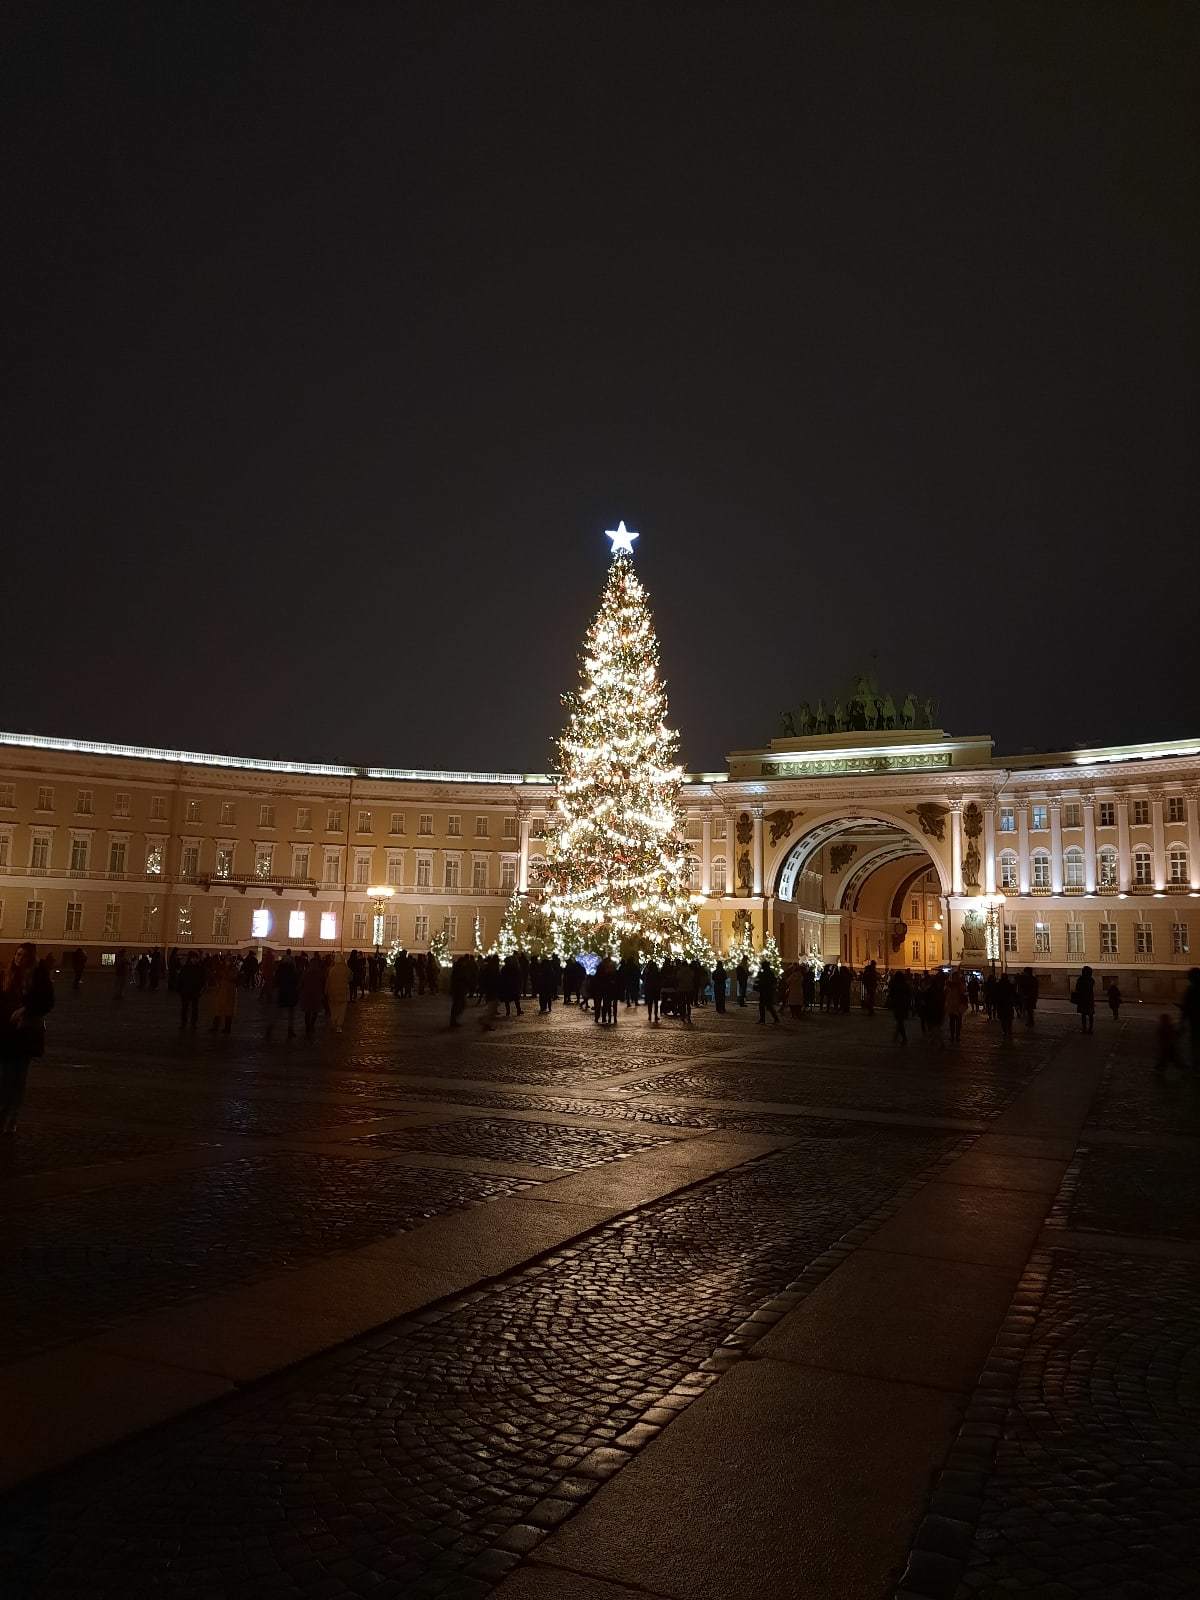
[[829, 841, 857, 873], [891, 918, 908, 953], [911, 803, 948, 841], [735, 812, 753, 847], [961, 910, 987, 956], [736, 852, 753, 894], [766, 808, 798, 846], [731, 909, 753, 944]]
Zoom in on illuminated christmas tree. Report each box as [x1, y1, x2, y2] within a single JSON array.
[[541, 523, 705, 957]]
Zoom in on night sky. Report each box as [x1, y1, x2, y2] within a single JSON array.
[[8, 3, 1198, 774]]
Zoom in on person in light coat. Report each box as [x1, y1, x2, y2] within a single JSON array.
[[326, 955, 351, 1032]]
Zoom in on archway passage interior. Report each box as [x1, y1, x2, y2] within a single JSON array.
[[774, 817, 946, 969]]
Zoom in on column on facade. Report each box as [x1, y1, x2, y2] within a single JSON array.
[[517, 809, 530, 893], [1082, 793, 1097, 892], [700, 811, 712, 895], [1049, 796, 1064, 894], [983, 800, 997, 894], [1150, 791, 1167, 890], [751, 807, 764, 896], [1116, 797, 1131, 892], [1017, 802, 1030, 894], [1188, 791, 1200, 890], [949, 799, 963, 895]]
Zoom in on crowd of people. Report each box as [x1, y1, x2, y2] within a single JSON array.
[[2, 939, 1199, 1135]]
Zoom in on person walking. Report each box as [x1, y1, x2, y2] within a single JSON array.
[[267, 951, 301, 1040], [537, 954, 560, 1015], [642, 958, 662, 1025], [756, 960, 780, 1025], [0, 942, 55, 1135], [300, 955, 326, 1038], [1072, 965, 1096, 1035], [69, 946, 87, 992], [1017, 966, 1039, 1027], [113, 948, 130, 1004], [1180, 968, 1200, 1069], [712, 959, 727, 1015], [326, 953, 350, 1032], [888, 969, 912, 1045], [995, 972, 1016, 1041], [735, 956, 750, 1007], [149, 948, 165, 991], [862, 959, 878, 1015], [1106, 979, 1123, 1022], [449, 954, 471, 1027], [945, 967, 968, 1044], [675, 960, 694, 1025], [210, 954, 239, 1034], [499, 955, 523, 1019], [177, 952, 204, 1030]]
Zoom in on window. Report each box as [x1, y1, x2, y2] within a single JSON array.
[[711, 856, 727, 894], [713, 817, 727, 840], [390, 812, 406, 835], [447, 815, 461, 837], [1064, 847, 1085, 888], [474, 816, 488, 837], [352, 911, 368, 942], [150, 795, 167, 820], [64, 900, 83, 933], [141, 901, 158, 939], [911, 940, 921, 963], [999, 850, 1019, 890], [443, 914, 458, 942], [354, 851, 372, 885], [186, 800, 201, 823], [1135, 922, 1153, 954], [1169, 848, 1189, 885], [383, 913, 399, 944], [0, 834, 9, 867], [70, 836, 90, 872], [259, 802, 276, 828], [529, 855, 546, 885], [326, 807, 344, 833], [30, 834, 50, 870], [296, 806, 312, 830], [998, 806, 1015, 833], [1168, 796, 1186, 824], [323, 851, 341, 886], [1062, 803, 1081, 829], [472, 858, 488, 891], [503, 816, 518, 839], [36, 786, 54, 811], [356, 809, 372, 834], [220, 801, 236, 826], [108, 840, 127, 875], [386, 851, 404, 886], [1003, 922, 1018, 953], [215, 846, 234, 878], [1066, 923, 1084, 957], [1034, 921, 1051, 955], [251, 908, 271, 939], [500, 859, 517, 892], [255, 845, 274, 879], [1031, 803, 1048, 831], [1098, 801, 1116, 828], [320, 911, 337, 941], [418, 814, 433, 836], [112, 792, 130, 819], [1131, 798, 1150, 826], [416, 855, 432, 888], [180, 844, 200, 878], [0, 783, 13, 808], [25, 899, 44, 933], [291, 847, 310, 879], [1100, 921, 1118, 955], [685, 819, 703, 841], [288, 909, 306, 940], [414, 913, 429, 944], [1098, 847, 1119, 886], [75, 789, 93, 815], [212, 904, 230, 942], [1031, 852, 1051, 890], [910, 895, 921, 922], [1132, 849, 1153, 886], [1172, 922, 1190, 955]]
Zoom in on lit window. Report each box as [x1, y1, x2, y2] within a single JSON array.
[[288, 909, 306, 940], [255, 846, 274, 879], [1100, 921, 1118, 954], [443, 914, 458, 942], [103, 903, 121, 937], [1062, 803, 1081, 829], [64, 900, 82, 933], [1034, 921, 1051, 954], [320, 911, 337, 941], [177, 901, 193, 941], [1131, 799, 1150, 826], [529, 855, 546, 885], [141, 901, 158, 939], [1097, 847, 1118, 886], [1132, 850, 1153, 886], [296, 806, 312, 830], [999, 851, 1019, 890], [911, 939, 921, 962], [711, 856, 727, 894], [1003, 923, 1018, 953], [30, 834, 50, 870], [1169, 848, 1188, 884], [910, 896, 921, 922], [1064, 848, 1085, 887], [500, 859, 517, 892], [383, 913, 399, 943], [108, 840, 127, 875], [1135, 922, 1153, 954], [414, 914, 429, 944], [503, 816, 518, 839], [0, 835, 9, 867], [352, 911, 368, 942], [75, 789, 93, 815], [212, 905, 230, 942], [215, 846, 234, 878], [186, 800, 201, 823], [1167, 796, 1186, 823], [1031, 804, 1048, 831], [323, 851, 341, 886], [998, 807, 1016, 833], [1066, 923, 1084, 957], [1031, 853, 1051, 889], [447, 815, 461, 837], [251, 908, 272, 938], [1098, 801, 1115, 827], [419, 814, 434, 836], [180, 844, 199, 878], [386, 852, 404, 886], [291, 847, 309, 879], [220, 801, 236, 826], [1172, 922, 1189, 955], [357, 810, 372, 834], [70, 836, 90, 872], [354, 851, 371, 885], [25, 899, 44, 933]]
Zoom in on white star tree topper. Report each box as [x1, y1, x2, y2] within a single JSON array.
[[604, 520, 638, 556]]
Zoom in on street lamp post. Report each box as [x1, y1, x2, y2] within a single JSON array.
[[367, 884, 395, 951]]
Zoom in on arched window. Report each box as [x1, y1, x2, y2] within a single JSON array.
[[1031, 850, 1051, 890], [1132, 848, 1153, 886], [999, 849, 1019, 890], [1097, 846, 1118, 886], [711, 856, 727, 895], [686, 856, 701, 892], [1169, 847, 1189, 885], [1063, 846, 1085, 888]]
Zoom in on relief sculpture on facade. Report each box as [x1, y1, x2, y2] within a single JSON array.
[[910, 802, 948, 841], [765, 808, 798, 846], [961, 800, 983, 891]]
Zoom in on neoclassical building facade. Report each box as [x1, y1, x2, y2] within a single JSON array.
[[0, 723, 1197, 995]]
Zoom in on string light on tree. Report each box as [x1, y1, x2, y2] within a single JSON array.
[[540, 523, 710, 958]]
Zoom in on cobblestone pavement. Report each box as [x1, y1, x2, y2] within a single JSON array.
[[1053, 1142, 1200, 1240], [344, 1117, 674, 1169], [1086, 1035, 1200, 1136], [0, 1126, 959, 1597]]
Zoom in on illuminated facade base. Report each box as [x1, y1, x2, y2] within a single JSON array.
[[0, 725, 1197, 994]]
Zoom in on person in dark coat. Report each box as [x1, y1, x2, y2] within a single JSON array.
[[499, 955, 522, 1018], [0, 942, 55, 1134], [1072, 966, 1096, 1034], [712, 959, 727, 1014], [300, 956, 326, 1038], [995, 973, 1016, 1041], [69, 947, 87, 992], [642, 959, 662, 1025], [1106, 979, 1122, 1021], [149, 948, 165, 990], [862, 960, 878, 1015], [756, 960, 780, 1025], [888, 969, 912, 1045], [537, 954, 560, 1014], [1016, 966, 1039, 1027], [177, 951, 205, 1030], [267, 951, 301, 1040], [1180, 968, 1200, 1068], [449, 954, 471, 1027], [735, 956, 750, 1007]]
